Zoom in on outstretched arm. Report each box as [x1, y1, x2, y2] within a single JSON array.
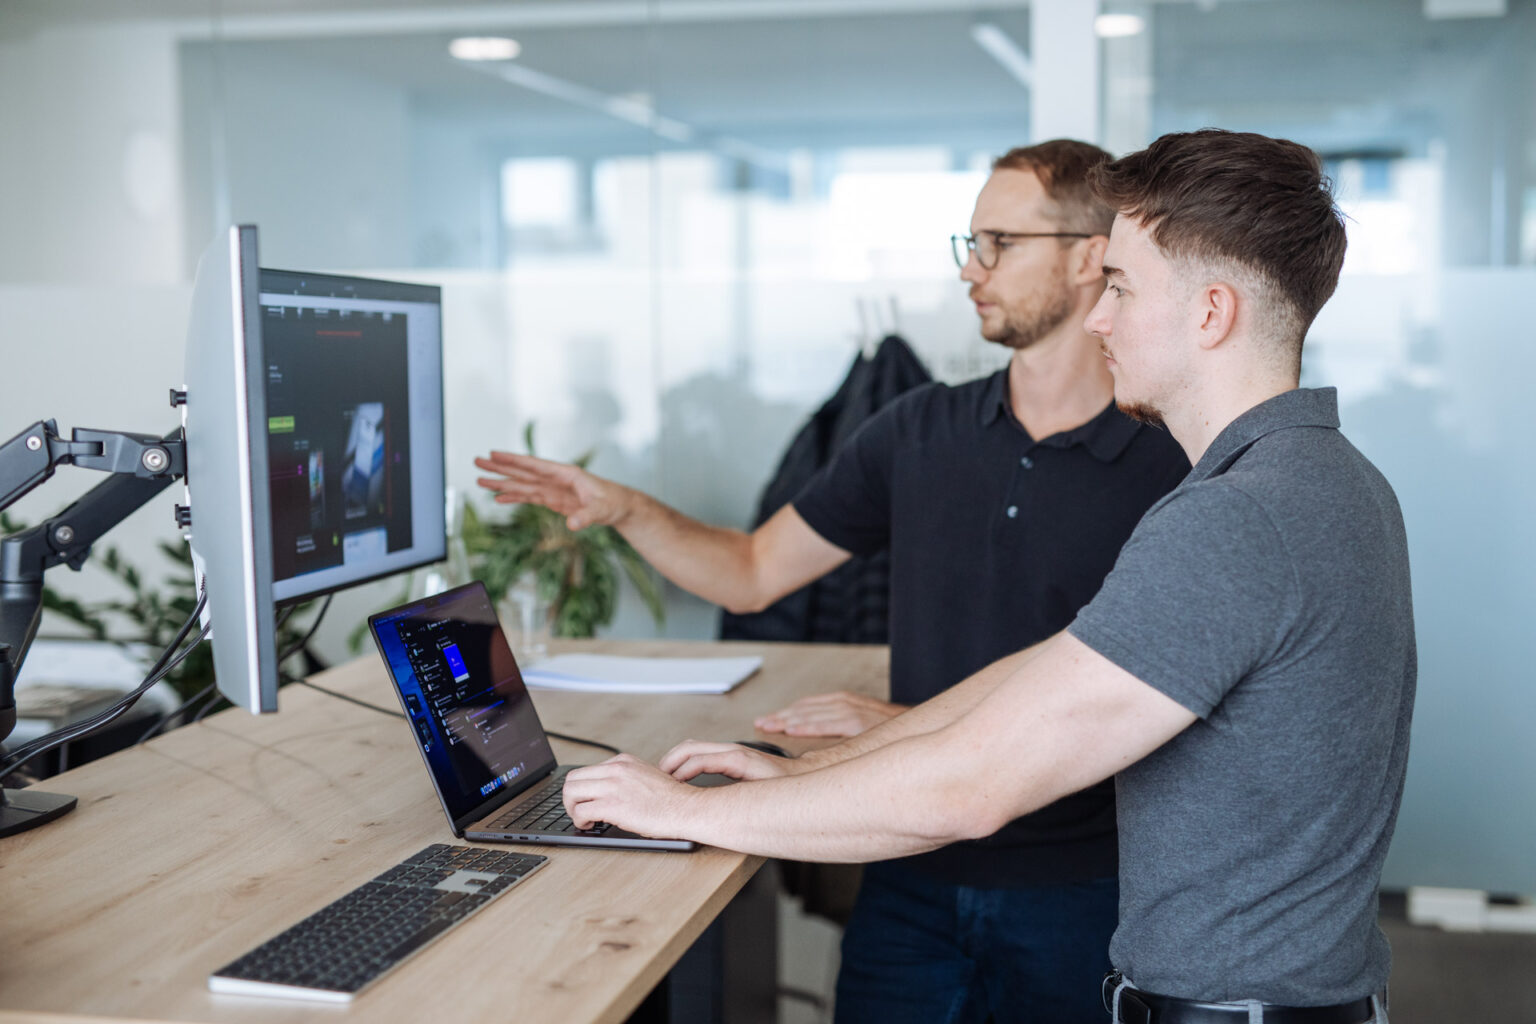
[[661, 641, 1047, 783], [475, 451, 849, 614], [565, 632, 1197, 861]]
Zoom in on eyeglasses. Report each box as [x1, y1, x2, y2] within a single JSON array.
[[951, 230, 1092, 270]]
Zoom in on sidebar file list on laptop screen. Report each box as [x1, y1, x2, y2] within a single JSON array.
[[373, 594, 554, 822]]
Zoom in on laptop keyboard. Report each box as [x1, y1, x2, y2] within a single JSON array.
[[208, 844, 546, 1002], [482, 773, 612, 835]]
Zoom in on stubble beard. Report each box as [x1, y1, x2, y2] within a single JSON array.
[[978, 272, 1075, 352]]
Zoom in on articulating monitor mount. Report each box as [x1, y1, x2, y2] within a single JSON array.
[[0, 402, 186, 837]]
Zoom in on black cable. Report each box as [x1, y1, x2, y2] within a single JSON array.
[[2, 591, 209, 776], [136, 677, 216, 745], [294, 677, 404, 718], [546, 731, 621, 756], [191, 690, 226, 725], [278, 593, 332, 665], [2, 592, 206, 771], [286, 677, 621, 755]]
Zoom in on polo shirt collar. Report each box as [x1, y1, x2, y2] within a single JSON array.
[[980, 368, 1145, 464], [979, 369, 1011, 427], [1190, 386, 1341, 482]]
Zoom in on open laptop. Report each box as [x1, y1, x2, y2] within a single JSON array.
[[368, 581, 695, 851]]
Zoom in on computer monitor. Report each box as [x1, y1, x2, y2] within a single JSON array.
[[183, 225, 278, 713], [182, 226, 446, 713], [256, 269, 445, 604]]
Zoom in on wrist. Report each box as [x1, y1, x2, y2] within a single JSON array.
[[609, 483, 641, 529]]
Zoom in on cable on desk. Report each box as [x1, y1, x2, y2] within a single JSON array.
[[287, 673, 622, 756], [294, 677, 405, 718], [2, 591, 209, 776], [546, 731, 621, 756]]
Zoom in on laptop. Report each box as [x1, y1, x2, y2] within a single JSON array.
[[367, 581, 695, 851]]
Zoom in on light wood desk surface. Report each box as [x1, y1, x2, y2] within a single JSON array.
[[0, 639, 888, 1024]]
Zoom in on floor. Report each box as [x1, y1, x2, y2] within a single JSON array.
[[775, 889, 1536, 1024]]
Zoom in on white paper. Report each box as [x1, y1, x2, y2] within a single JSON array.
[[521, 654, 762, 694]]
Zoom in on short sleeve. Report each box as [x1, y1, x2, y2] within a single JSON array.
[[790, 400, 903, 557], [1067, 482, 1299, 717]]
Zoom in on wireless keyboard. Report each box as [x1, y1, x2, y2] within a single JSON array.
[[208, 843, 547, 1002]]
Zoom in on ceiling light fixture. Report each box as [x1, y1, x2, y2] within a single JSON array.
[[449, 36, 521, 61], [1093, 14, 1146, 38]]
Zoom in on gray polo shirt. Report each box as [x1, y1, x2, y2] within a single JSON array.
[[1068, 387, 1416, 1005]]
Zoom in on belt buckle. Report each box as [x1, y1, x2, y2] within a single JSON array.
[[1103, 970, 1155, 1024], [1102, 970, 1122, 1015]]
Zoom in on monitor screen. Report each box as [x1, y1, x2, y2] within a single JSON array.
[[257, 270, 446, 605]]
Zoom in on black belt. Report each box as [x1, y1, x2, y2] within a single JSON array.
[[1103, 972, 1374, 1024]]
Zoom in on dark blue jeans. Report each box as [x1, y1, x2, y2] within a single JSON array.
[[834, 862, 1118, 1024]]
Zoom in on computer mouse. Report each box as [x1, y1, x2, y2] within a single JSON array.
[[735, 739, 791, 758]]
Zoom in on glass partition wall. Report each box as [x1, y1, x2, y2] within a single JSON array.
[[5, 0, 1532, 894]]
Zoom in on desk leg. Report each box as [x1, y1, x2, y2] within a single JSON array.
[[663, 861, 779, 1024]]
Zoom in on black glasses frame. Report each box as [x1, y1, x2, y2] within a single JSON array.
[[951, 230, 1092, 270]]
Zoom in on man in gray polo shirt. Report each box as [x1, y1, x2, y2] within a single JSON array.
[[562, 129, 1414, 1024]]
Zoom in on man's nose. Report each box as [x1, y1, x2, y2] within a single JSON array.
[[1083, 294, 1111, 336], [959, 252, 986, 285]]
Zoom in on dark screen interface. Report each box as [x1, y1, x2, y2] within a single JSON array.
[[262, 299, 414, 586], [371, 584, 555, 823]]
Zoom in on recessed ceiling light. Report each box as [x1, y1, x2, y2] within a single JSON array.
[[449, 37, 521, 62], [1094, 14, 1146, 38]]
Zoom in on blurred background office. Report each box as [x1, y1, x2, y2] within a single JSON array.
[[3, 0, 1533, 1016]]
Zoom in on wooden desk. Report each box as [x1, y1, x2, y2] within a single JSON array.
[[0, 639, 888, 1024]]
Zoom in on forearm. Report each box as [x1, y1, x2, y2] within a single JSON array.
[[610, 488, 768, 612], [682, 726, 1030, 861], [795, 641, 1049, 771]]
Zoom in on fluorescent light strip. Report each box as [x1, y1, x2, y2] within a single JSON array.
[[468, 60, 789, 171], [970, 21, 1032, 89]]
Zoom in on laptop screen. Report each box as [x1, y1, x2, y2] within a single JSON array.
[[368, 582, 557, 825]]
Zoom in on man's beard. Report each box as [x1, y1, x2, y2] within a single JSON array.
[[1116, 400, 1165, 429], [979, 278, 1074, 351]]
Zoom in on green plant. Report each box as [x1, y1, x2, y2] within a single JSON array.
[[463, 424, 664, 638], [1, 511, 320, 702]]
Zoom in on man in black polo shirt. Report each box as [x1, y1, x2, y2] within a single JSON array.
[[477, 140, 1188, 1024], [563, 131, 1413, 1024]]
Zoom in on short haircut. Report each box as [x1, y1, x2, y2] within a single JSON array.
[[993, 139, 1115, 237], [1087, 129, 1347, 354]]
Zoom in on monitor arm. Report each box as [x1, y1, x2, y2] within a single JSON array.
[[0, 412, 186, 837]]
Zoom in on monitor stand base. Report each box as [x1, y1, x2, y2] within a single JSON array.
[[0, 786, 77, 838]]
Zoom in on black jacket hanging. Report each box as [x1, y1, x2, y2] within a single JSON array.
[[719, 333, 932, 645]]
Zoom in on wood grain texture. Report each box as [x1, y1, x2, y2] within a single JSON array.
[[0, 640, 887, 1024]]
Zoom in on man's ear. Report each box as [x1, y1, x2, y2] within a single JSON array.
[[1195, 281, 1239, 350], [1074, 235, 1110, 287]]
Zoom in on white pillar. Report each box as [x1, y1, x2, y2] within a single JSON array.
[[1030, 0, 1102, 145]]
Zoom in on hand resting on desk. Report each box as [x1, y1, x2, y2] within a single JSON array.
[[754, 690, 905, 737]]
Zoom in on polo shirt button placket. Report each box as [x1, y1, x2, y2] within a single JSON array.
[[1020, 456, 1034, 469]]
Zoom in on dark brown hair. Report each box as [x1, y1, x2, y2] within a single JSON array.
[[1088, 129, 1347, 347], [993, 139, 1115, 237]]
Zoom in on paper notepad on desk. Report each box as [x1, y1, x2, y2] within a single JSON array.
[[520, 654, 762, 694]]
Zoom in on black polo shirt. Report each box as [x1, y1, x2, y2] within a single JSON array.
[[793, 369, 1189, 887]]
